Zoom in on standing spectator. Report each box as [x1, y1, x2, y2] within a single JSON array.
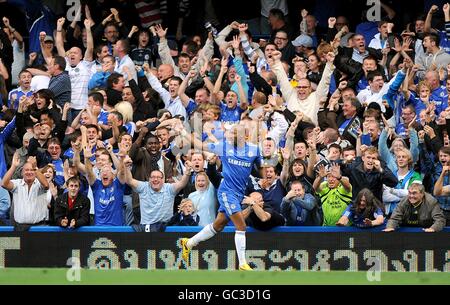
[[2, 153, 49, 228], [188, 172, 218, 227], [0, 115, 16, 179], [272, 30, 296, 64], [145, 68, 187, 118], [2, 17, 25, 87], [7, 70, 33, 110], [129, 27, 153, 68], [270, 50, 334, 126], [55, 18, 94, 122], [114, 38, 137, 84], [416, 33, 450, 79], [47, 55, 71, 109], [384, 183, 446, 232], [246, 165, 286, 213], [268, 8, 292, 42], [84, 147, 126, 226], [433, 164, 450, 225], [383, 147, 422, 216], [299, 9, 321, 48], [341, 146, 398, 201], [54, 176, 90, 228], [368, 21, 391, 50], [124, 159, 191, 231]]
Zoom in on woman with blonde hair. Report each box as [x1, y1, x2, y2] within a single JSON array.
[[188, 172, 217, 226], [114, 101, 136, 137]]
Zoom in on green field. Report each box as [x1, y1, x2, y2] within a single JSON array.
[[0, 269, 448, 285]]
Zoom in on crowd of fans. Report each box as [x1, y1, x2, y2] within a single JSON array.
[[0, 0, 448, 233]]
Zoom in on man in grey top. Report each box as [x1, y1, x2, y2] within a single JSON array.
[[383, 183, 446, 232], [122, 157, 192, 229]]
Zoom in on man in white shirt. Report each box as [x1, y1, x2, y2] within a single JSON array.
[[114, 39, 137, 84], [368, 21, 390, 50], [2, 153, 49, 226], [145, 69, 187, 119], [55, 17, 95, 121]]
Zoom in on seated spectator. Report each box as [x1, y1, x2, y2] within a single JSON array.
[[242, 192, 285, 231], [167, 198, 200, 226], [280, 180, 321, 226], [54, 176, 90, 228], [384, 183, 446, 232], [336, 188, 385, 228], [246, 165, 286, 213]]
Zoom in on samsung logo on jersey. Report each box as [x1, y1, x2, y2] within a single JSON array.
[[227, 158, 251, 168]]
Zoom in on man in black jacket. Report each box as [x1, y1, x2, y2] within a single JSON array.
[[54, 176, 90, 228], [341, 146, 397, 201]]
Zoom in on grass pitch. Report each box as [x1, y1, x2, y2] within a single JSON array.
[[0, 269, 448, 285]]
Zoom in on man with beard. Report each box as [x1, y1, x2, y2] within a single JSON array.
[[129, 128, 174, 223]]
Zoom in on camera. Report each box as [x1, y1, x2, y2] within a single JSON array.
[[204, 21, 218, 38]]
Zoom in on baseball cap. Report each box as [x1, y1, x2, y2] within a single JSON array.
[[291, 34, 313, 48], [44, 35, 54, 43]]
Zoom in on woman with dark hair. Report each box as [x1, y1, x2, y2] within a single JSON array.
[[281, 157, 315, 195], [22, 89, 61, 127], [40, 163, 57, 225], [336, 188, 385, 228], [306, 53, 323, 86]]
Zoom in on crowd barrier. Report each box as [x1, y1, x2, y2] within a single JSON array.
[[0, 226, 449, 232], [0, 226, 449, 271]]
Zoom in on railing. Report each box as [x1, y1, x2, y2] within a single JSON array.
[[0, 226, 449, 232]]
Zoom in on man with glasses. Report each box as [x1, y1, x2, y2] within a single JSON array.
[[270, 50, 335, 126], [273, 30, 295, 63], [123, 157, 191, 232]]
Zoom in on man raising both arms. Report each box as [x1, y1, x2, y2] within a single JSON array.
[[180, 121, 261, 270]]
